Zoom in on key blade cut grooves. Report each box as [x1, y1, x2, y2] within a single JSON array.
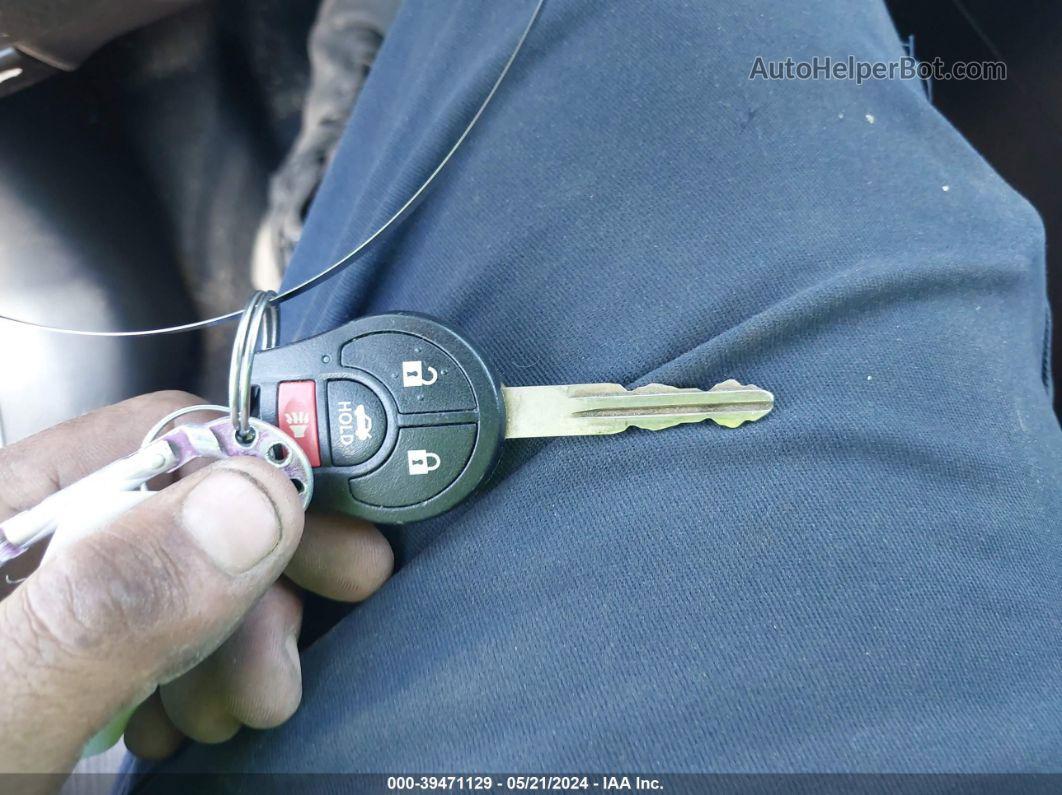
[[571, 382, 773, 414], [502, 379, 774, 438]]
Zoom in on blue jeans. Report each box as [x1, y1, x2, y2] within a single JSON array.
[[136, 0, 1060, 776]]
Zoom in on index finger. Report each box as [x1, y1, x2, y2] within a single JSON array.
[[0, 390, 202, 521]]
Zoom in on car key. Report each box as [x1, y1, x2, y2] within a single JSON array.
[[252, 313, 773, 524]]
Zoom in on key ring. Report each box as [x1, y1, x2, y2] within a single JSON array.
[[137, 402, 315, 509], [140, 404, 229, 450], [229, 291, 278, 444], [137, 403, 228, 497]]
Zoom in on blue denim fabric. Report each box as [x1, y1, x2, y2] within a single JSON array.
[[136, 0, 1059, 776]]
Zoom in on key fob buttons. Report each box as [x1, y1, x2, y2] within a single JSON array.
[[341, 332, 475, 413], [277, 380, 322, 467], [326, 380, 386, 466], [251, 313, 505, 524], [349, 425, 477, 508]]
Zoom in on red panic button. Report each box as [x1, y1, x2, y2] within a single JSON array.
[[277, 381, 321, 467]]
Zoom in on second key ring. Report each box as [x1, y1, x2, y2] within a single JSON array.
[[229, 290, 278, 444]]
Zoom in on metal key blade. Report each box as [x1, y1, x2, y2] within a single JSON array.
[[502, 379, 774, 438]]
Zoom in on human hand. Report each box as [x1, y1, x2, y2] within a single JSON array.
[[0, 392, 393, 774]]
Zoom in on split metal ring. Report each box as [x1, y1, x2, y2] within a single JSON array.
[[229, 290, 278, 444]]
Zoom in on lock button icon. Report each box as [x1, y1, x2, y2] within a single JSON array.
[[349, 424, 476, 508], [407, 449, 441, 475]]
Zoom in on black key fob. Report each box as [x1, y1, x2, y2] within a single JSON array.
[[252, 313, 506, 524]]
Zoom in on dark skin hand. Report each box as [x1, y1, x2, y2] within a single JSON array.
[[0, 392, 393, 778]]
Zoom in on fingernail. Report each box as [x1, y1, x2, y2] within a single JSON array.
[[182, 469, 282, 574]]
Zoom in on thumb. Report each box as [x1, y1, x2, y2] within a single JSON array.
[[0, 457, 304, 773]]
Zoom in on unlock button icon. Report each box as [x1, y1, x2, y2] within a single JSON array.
[[402, 360, 438, 388]]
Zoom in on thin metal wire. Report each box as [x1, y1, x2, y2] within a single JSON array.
[[0, 0, 545, 338]]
